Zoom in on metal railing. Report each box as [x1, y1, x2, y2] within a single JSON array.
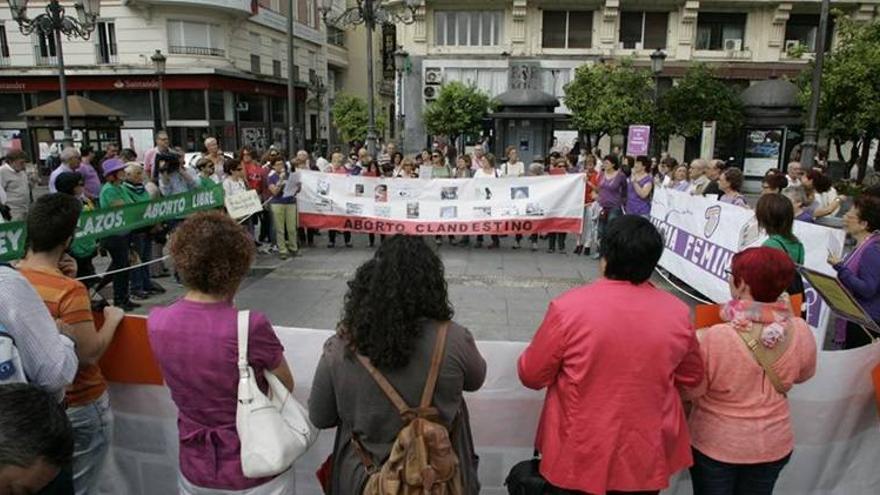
[[95, 42, 117, 64], [33, 45, 57, 66], [327, 27, 345, 48], [168, 45, 225, 57]]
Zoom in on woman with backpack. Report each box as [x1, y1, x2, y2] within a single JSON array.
[[309, 235, 486, 494]]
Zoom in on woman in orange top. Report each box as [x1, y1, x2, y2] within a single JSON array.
[[683, 247, 817, 495]]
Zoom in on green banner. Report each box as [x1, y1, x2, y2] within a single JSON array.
[[0, 185, 226, 261]]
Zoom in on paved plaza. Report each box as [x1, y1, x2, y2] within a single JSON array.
[[131, 233, 696, 342]]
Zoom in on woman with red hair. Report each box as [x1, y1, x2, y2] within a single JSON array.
[[683, 247, 817, 495]]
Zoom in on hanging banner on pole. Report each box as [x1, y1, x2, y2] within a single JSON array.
[[626, 125, 651, 156], [297, 171, 585, 235]]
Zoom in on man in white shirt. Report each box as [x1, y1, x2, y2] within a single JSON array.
[[785, 161, 803, 187], [0, 151, 34, 221]]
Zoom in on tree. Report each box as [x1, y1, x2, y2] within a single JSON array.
[[798, 13, 880, 179], [423, 81, 495, 144], [655, 64, 744, 149], [330, 94, 387, 145], [563, 59, 655, 148]]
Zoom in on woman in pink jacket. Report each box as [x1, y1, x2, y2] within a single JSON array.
[[518, 215, 704, 495], [684, 247, 816, 494]]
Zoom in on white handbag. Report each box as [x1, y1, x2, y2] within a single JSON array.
[[236, 310, 318, 479]]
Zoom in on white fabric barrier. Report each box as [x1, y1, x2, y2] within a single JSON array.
[[98, 327, 880, 495]]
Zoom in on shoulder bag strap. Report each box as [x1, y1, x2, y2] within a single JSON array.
[[237, 310, 251, 398], [736, 330, 787, 397], [355, 353, 410, 415], [420, 321, 450, 409]]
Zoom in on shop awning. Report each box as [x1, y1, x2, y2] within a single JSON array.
[[20, 95, 125, 118]]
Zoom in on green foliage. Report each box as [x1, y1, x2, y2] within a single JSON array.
[[330, 94, 387, 144], [655, 64, 744, 141], [797, 12, 880, 173], [423, 81, 495, 141], [563, 60, 655, 140]]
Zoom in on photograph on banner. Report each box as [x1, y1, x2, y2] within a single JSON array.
[[743, 129, 783, 177], [225, 190, 263, 220], [296, 171, 585, 235]]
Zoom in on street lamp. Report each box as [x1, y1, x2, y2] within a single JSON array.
[[151, 49, 167, 131], [649, 49, 667, 157], [309, 72, 327, 156], [7, 0, 100, 146], [393, 47, 408, 145], [319, 0, 420, 157], [801, 0, 831, 171]]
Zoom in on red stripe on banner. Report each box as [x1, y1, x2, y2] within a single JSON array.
[[300, 213, 583, 235]]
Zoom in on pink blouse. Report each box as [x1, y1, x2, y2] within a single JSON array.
[[684, 318, 817, 464]]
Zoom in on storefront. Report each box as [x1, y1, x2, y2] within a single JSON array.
[[0, 72, 307, 161]]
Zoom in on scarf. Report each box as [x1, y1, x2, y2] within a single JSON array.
[[720, 297, 793, 349], [123, 180, 146, 197], [832, 232, 880, 347]]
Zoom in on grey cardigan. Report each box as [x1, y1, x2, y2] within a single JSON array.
[[308, 320, 487, 494]]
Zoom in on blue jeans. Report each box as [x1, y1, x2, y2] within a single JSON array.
[[67, 392, 113, 495], [129, 232, 154, 293], [690, 448, 791, 495]]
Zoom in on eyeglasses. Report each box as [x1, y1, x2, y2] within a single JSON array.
[[724, 268, 732, 276]]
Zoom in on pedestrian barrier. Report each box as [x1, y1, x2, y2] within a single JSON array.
[[95, 315, 880, 495]]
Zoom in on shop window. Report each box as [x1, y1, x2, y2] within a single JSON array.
[[696, 12, 746, 51], [542, 11, 592, 49], [0, 94, 24, 121], [168, 90, 207, 120], [88, 91, 153, 121], [270, 97, 286, 123], [619, 11, 668, 49], [209, 91, 225, 121], [238, 95, 266, 123]]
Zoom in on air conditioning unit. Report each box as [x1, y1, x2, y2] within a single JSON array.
[[723, 38, 743, 51], [423, 85, 439, 101], [424, 67, 443, 85], [785, 39, 801, 52]]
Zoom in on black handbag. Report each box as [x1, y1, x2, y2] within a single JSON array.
[[505, 458, 551, 495]]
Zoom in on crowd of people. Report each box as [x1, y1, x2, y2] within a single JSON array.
[[2, 133, 879, 495]]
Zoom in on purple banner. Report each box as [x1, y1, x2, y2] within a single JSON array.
[[627, 125, 651, 156]]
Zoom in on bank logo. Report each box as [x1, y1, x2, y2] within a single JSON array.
[[704, 206, 722, 238]]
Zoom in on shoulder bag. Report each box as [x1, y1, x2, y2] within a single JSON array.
[[236, 310, 318, 478]]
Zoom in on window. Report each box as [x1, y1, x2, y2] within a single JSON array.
[[250, 33, 261, 74], [209, 91, 225, 120], [0, 25, 9, 61], [619, 11, 668, 49], [95, 21, 117, 64], [35, 32, 56, 64], [785, 14, 832, 53], [272, 39, 283, 77], [273, 60, 282, 77], [696, 13, 746, 51], [306, 0, 315, 28], [327, 26, 345, 47], [434, 11, 502, 47], [168, 90, 207, 120], [542, 11, 592, 49], [167, 20, 225, 56]]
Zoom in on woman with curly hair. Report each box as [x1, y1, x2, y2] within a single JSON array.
[[148, 211, 295, 494], [309, 235, 486, 494]]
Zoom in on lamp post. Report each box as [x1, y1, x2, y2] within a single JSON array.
[[800, 0, 831, 171], [288, 0, 298, 154], [319, 0, 420, 157], [151, 49, 167, 131], [393, 47, 408, 145], [7, 0, 100, 146], [310, 72, 326, 156], [649, 48, 667, 157]]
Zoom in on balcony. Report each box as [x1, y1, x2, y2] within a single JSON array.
[[133, 0, 252, 16], [169, 45, 226, 57], [33, 46, 57, 66], [96, 43, 118, 65]]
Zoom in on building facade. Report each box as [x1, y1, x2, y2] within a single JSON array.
[[0, 0, 334, 160], [395, 0, 880, 159]]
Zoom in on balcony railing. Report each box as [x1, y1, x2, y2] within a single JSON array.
[[0, 57, 9, 67], [33, 46, 57, 66], [169, 45, 226, 57], [96, 43, 118, 65]]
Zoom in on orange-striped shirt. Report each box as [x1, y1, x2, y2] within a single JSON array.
[[20, 266, 106, 407]]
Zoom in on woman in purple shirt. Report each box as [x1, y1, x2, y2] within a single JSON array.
[[148, 212, 295, 494], [593, 154, 627, 259], [718, 167, 749, 208], [625, 155, 654, 216]]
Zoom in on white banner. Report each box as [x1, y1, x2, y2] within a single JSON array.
[[296, 171, 585, 235], [650, 188, 846, 342], [98, 327, 880, 495]]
